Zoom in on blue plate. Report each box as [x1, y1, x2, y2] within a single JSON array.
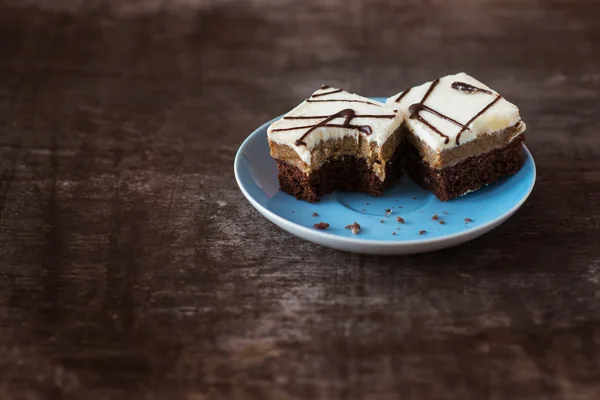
[[234, 98, 536, 255]]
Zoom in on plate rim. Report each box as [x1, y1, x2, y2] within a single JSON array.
[[234, 115, 536, 249]]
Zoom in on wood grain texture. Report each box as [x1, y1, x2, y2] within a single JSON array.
[[0, 0, 600, 399]]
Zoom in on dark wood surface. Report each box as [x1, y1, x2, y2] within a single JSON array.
[[1, 1, 600, 399]]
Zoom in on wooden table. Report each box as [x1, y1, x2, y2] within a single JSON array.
[[1, 1, 599, 399]]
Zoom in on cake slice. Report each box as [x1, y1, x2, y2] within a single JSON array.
[[387, 72, 527, 201], [268, 86, 404, 202]]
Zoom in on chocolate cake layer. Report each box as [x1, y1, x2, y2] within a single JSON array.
[[405, 136, 525, 201], [277, 144, 403, 203]]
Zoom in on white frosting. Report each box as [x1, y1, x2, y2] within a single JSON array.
[[268, 87, 403, 164], [386, 72, 526, 153]]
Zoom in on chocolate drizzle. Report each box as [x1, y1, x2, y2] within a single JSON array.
[[272, 122, 373, 133], [320, 85, 331, 89], [455, 94, 502, 145], [312, 89, 343, 98], [394, 88, 412, 103], [298, 109, 359, 146], [408, 103, 464, 129], [272, 108, 395, 146], [421, 79, 440, 103], [408, 79, 450, 144], [451, 81, 493, 95], [405, 78, 503, 145], [283, 114, 394, 120], [307, 99, 382, 106]]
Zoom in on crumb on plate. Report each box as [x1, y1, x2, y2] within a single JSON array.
[[345, 222, 361, 235]]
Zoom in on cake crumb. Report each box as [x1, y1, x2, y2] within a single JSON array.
[[439, 220, 445, 225], [312, 212, 319, 217], [432, 214, 439, 220], [419, 230, 426, 235], [443, 212, 449, 215], [345, 222, 361, 235], [385, 208, 392, 215], [413, 197, 416, 200], [396, 217, 405, 224], [380, 220, 385, 223], [392, 232, 396, 236], [366, 202, 370, 205], [361, 208, 365, 211], [314, 222, 330, 230], [465, 218, 473, 223]]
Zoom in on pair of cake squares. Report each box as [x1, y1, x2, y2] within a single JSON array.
[[267, 72, 527, 202]]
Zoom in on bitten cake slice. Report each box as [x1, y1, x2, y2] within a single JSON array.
[[268, 86, 404, 202], [386, 72, 527, 201]]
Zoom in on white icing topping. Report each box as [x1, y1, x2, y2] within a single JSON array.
[[268, 87, 403, 164], [386, 72, 526, 153]]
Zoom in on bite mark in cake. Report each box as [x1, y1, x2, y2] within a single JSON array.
[[268, 86, 404, 202]]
